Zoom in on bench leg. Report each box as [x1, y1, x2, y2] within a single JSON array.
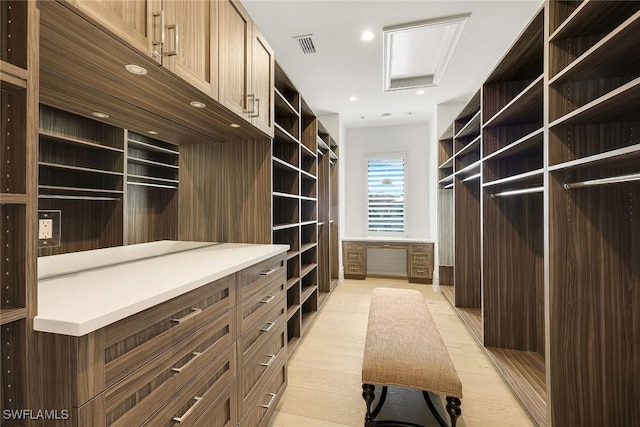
[[445, 396, 462, 427], [362, 384, 376, 427]]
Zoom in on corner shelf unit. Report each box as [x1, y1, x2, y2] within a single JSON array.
[[271, 63, 339, 354], [1, 1, 37, 423], [438, 3, 640, 426]]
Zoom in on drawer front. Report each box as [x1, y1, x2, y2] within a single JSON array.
[[238, 316, 286, 412], [192, 381, 236, 427], [240, 351, 287, 427], [238, 273, 286, 336], [410, 265, 431, 278], [104, 274, 236, 387], [345, 251, 363, 262], [105, 309, 234, 427], [345, 262, 364, 275], [238, 292, 286, 367], [410, 243, 431, 254], [411, 253, 430, 264], [238, 253, 286, 301], [344, 242, 364, 251], [141, 346, 236, 427]]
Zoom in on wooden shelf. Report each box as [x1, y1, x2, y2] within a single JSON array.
[[0, 307, 27, 325], [287, 277, 299, 290], [549, 144, 640, 171], [483, 169, 544, 188], [39, 161, 123, 176], [0, 60, 29, 82], [483, 76, 543, 128], [127, 181, 177, 190], [329, 149, 338, 160], [454, 110, 481, 139], [301, 285, 317, 304], [300, 263, 317, 279], [127, 174, 178, 185], [127, 138, 178, 154], [300, 195, 316, 202], [484, 348, 547, 427], [300, 242, 317, 253], [316, 135, 329, 150], [455, 160, 481, 178], [39, 130, 123, 152], [38, 185, 123, 195], [273, 191, 298, 200], [275, 87, 300, 118], [287, 305, 300, 320], [439, 155, 454, 169], [287, 336, 300, 354], [301, 309, 318, 335], [549, 77, 640, 126], [273, 223, 298, 231], [483, 128, 544, 161], [456, 135, 481, 158], [439, 123, 454, 140], [550, 11, 640, 83], [0, 193, 27, 204], [274, 122, 299, 144], [300, 142, 316, 158], [273, 157, 298, 173], [127, 156, 178, 170], [438, 173, 454, 185], [457, 308, 482, 346], [300, 220, 316, 227], [300, 169, 317, 180]]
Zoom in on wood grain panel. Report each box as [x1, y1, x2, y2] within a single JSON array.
[[1, 320, 26, 417], [1, 81, 27, 194], [1, 204, 25, 310], [483, 191, 544, 353], [126, 184, 178, 244], [454, 179, 481, 308], [482, 123, 542, 157], [251, 25, 275, 137], [548, 175, 640, 427], [438, 189, 454, 266], [0, 0, 27, 69]]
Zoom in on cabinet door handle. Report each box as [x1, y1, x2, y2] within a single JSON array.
[[261, 393, 277, 409], [261, 294, 276, 304], [261, 353, 277, 367], [165, 23, 178, 56], [170, 307, 202, 324], [152, 11, 165, 58], [260, 267, 278, 276], [261, 321, 276, 333], [172, 396, 203, 423], [171, 351, 202, 373], [252, 98, 261, 118]]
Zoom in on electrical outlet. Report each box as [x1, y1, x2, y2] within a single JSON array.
[[39, 219, 53, 239]]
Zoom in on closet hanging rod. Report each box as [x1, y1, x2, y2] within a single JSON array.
[[462, 173, 481, 182], [490, 186, 543, 198], [563, 173, 640, 190]]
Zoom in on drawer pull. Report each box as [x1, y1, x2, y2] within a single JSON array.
[[261, 353, 277, 367], [171, 351, 202, 374], [172, 396, 203, 423], [260, 294, 276, 304], [261, 392, 277, 409], [260, 268, 279, 276], [170, 307, 202, 324], [261, 321, 276, 333]]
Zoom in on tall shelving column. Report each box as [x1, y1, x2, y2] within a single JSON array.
[[437, 124, 455, 299], [328, 134, 339, 290], [0, 1, 37, 425], [547, 2, 640, 425], [316, 122, 331, 307], [272, 63, 303, 352], [481, 7, 546, 426]]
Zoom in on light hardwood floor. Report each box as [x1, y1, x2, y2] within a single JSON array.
[[267, 278, 536, 427]]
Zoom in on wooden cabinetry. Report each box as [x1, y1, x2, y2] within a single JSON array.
[[1, 1, 38, 424], [250, 24, 275, 136], [438, 2, 640, 425]]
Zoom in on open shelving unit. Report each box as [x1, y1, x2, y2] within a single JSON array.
[[1, 1, 37, 424], [271, 63, 339, 354]]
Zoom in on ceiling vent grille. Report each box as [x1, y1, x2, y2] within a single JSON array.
[[293, 34, 316, 54]]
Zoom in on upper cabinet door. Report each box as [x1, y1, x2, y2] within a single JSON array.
[[218, 0, 252, 121], [71, 0, 163, 62], [250, 25, 274, 137], [162, 0, 218, 98]]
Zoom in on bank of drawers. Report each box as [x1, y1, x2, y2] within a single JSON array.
[[41, 252, 287, 427], [343, 242, 365, 279], [408, 243, 433, 283]]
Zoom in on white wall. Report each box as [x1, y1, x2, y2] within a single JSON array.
[[343, 123, 435, 240]]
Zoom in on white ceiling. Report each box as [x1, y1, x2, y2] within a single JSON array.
[[242, 0, 543, 129]]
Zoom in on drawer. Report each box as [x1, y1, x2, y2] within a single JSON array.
[[410, 265, 431, 278], [344, 242, 364, 251], [411, 253, 430, 264], [238, 253, 286, 302], [410, 243, 431, 254], [345, 262, 364, 275], [345, 251, 364, 262], [105, 309, 234, 427], [104, 274, 236, 387], [192, 381, 236, 427], [238, 274, 285, 336], [141, 345, 236, 427], [238, 319, 286, 413], [238, 292, 286, 368], [239, 351, 287, 427]]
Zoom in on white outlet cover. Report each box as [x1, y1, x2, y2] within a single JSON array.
[[39, 219, 54, 239]]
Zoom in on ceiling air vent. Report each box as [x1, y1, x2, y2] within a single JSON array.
[[293, 34, 316, 54]]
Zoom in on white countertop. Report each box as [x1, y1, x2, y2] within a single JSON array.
[[35, 241, 289, 336], [343, 236, 435, 243]]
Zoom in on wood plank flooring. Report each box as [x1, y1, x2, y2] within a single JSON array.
[[267, 278, 537, 427]]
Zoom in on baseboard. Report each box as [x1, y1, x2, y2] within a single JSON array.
[[432, 269, 440, 293]]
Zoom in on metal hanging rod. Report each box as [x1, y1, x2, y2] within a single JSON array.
[[490, 186, 543, 198], [462, 173, 481, 182], [564, 173, 640, 190]]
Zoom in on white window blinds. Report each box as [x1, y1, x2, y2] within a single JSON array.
[[367, 156, 406, 232]]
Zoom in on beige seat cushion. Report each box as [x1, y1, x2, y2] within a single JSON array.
[[362, 287, 463, 398]]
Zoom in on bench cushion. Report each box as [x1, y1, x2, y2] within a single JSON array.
[[362, 287, 463, 398]]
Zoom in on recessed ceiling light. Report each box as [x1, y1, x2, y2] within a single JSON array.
[[125, 64, 148, 75], [230, 123, 241, 128], [148, 130, 158, 135], [361, 31, 375, 41], [92, 112, 109, 119], [190, 101, 206, 109], [416, 89, 425, 95], [382, 113, 392, 120], [360, 116, 366, 119], [350, 96, 358, 102]]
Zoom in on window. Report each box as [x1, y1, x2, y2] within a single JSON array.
[[367, 154, 406, 233]]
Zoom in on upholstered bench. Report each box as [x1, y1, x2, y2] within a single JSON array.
[[361, 287, 463, 427]]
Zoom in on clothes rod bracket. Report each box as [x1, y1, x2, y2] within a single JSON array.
[[564, 173, 640, 190]]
